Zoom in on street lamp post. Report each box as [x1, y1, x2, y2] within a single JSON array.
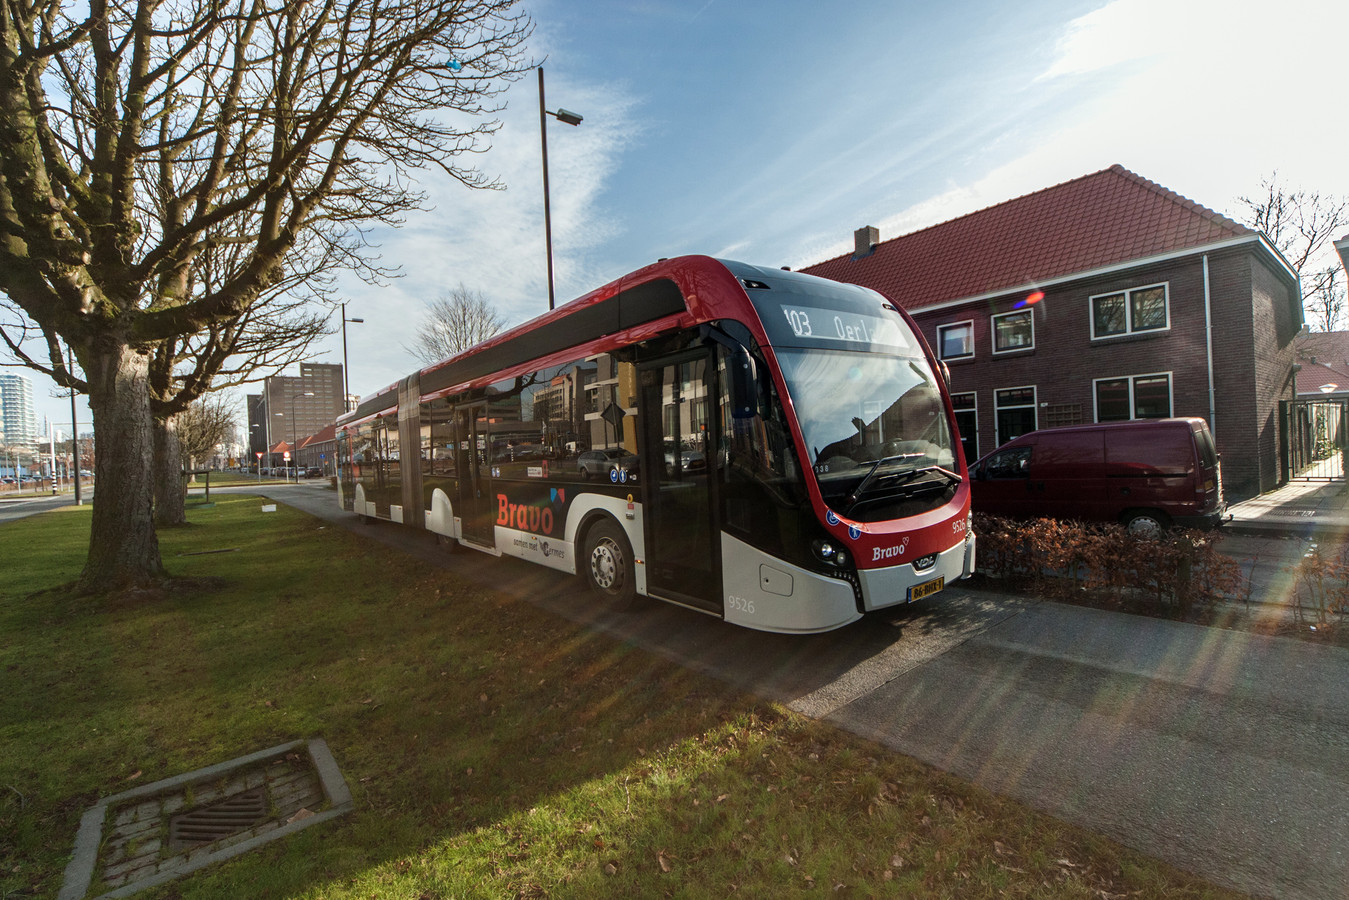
[[271, 409, 282, 476], [341, 302, 364, 408], [290, 391, 314, 482], [69, 346, 82, 506], [537, 66, 582, 311]]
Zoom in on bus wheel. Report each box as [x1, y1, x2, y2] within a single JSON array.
[[583, 519, 637, 609]]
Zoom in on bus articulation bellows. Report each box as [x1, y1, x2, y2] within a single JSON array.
[[336, 256, 975, 633]]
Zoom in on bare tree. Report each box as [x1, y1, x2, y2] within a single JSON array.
[[1236, 172, 1349, 331], [1302, 266, 1346, 334], [176, 393, 236, 474], [148, 241, 336, 525], [0, 0, 533, 593], [404, 284, 508, 365]]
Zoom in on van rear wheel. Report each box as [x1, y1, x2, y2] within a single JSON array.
[[1123, 510, 1169, 539]]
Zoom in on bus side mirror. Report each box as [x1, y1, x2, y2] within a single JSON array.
[[730, 349, 757, 419]]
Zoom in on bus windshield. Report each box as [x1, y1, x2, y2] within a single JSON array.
[[774, 347, 958, 515]]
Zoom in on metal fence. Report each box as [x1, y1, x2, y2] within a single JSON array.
[[1282, 399, 1348, 482]]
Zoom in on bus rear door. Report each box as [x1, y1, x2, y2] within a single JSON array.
[[457, 404, 495, 547], [638, 351, 722, 613]]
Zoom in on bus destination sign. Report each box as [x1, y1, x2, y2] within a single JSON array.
[[779, 304, 909, 350]]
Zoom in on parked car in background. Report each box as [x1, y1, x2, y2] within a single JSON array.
[[968, 417, 1225, 537], [663, 439, 706, 474], [304, 466, 323, 478], [576, 447, 639, 481]]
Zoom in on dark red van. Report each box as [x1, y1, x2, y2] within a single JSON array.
[[969, 418, 1225, 536]]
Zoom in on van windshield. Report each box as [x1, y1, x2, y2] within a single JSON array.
[[774, 348, 959, 518]]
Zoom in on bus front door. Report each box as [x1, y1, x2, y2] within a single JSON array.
[[458, 405, 495, 547], [639, 352, 722, 613]]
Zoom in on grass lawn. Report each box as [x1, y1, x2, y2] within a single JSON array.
[[0, 496, 1245, 899]]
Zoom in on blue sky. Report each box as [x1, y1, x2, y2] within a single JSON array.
[[22, 0, 1349, 435]]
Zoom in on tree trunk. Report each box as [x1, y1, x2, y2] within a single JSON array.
[[80, 340, 165, 593], [153, 413, 187, 526]]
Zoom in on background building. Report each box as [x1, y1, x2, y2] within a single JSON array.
[[0, 372, 38, 446], [247, 363, 345, 467]]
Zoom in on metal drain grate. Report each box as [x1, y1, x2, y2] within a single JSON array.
[[168, 787, 268, 850]]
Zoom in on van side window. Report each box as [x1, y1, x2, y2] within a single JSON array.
[[985, 447, 1031, 479]]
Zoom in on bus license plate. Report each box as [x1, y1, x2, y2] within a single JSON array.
[[908, 577, 944, 602]]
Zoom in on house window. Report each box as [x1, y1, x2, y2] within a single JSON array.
[[992, 309, 1034, 353], [994, 386, 1037, 446], [938, 321, 974, 360], [951, 392, 977, 463], [1094, 373, 1172, 421], [1090, 283, 1169, 339]]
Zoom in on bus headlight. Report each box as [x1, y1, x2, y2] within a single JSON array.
[[812, 540, 846, 567]]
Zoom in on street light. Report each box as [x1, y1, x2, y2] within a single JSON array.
[[290, 391, 314, 482], [341, 301, 364, 407], [538, 66, 583, 311], [271, 409, 283, 476], [250, 421, 263, 483]]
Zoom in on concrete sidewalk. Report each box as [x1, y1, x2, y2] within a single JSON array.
[[1226, 479, 1349, 540]]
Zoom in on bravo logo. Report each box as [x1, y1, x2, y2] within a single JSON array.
[[872, 536, 910, 562], [497, 495, 556, 535]]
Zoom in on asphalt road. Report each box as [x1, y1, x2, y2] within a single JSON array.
[[16, 483, 1349, 899], [0, 490, 90, 525]]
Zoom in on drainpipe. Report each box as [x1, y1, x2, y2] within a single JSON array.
[[1203, 255, 1216, 431]]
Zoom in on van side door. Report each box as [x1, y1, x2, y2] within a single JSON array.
[[1032, 430, 1106, 523]]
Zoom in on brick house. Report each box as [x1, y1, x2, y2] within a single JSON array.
[[801, 165, 1302, 501]]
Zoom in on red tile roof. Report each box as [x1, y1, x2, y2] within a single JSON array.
[[298, 422, 336, 448], [1295, 331, 1349, 395], [801, 165, 1254, 310]]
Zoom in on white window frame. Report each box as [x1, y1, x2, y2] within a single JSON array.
[[994, 385, 1038, 446], [1092, 371, 1174, 421], [937, 320, 975, 360], [991, 309, 1035, 355], [1089, 282, 1171, 341]]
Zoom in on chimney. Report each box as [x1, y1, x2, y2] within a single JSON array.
[[853, 225, 879, 259]]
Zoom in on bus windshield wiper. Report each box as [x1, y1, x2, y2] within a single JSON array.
[[843, 459, 962, 514], [843, 453, 923, 511]]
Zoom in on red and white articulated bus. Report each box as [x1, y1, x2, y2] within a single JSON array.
[[335, 256, 974, 633]]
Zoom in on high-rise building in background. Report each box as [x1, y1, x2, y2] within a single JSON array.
[[0, 373, 38, 446], [249, 363, 345, 464]]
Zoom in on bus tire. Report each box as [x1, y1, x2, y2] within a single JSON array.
[[582, 518, 637, 610]]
